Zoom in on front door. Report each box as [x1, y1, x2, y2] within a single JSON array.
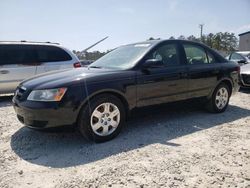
[[136, 42, 188, 107]]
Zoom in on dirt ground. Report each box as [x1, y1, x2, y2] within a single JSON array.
[[0, 90, 250, 188]]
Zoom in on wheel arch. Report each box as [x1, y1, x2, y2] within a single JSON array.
[[221, 79, 233, 96], [208, 78, 233, 99], [78, 89, 130, 120]]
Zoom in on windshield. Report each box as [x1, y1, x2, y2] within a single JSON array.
[[239, 53, 250, 61], [243, 54, 250, 61], [89, 43, 151, 70]]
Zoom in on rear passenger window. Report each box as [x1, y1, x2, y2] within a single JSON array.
[[0, 45, 36, 65], [36, 46, 72, 63], [184, 44, 214, 65]]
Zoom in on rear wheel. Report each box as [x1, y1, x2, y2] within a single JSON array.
[[78, 94, 125, 142], [206, 83, 230, 113]]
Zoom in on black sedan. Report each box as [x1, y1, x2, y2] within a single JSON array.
[[13, 40, 240, 142]]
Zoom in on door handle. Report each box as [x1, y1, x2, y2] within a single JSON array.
[[168, 84, 177, 87], [179, 72, 188, 78], [212, 69, 220, 74], [0, 70, 9, 74]]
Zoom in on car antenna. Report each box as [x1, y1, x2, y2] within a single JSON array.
[[79, 36, 109, 57]]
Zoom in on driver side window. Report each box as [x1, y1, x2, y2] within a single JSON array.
[[147, 43, 179, 66]]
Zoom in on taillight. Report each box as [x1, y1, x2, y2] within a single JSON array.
[[73, 62, 82, 68]]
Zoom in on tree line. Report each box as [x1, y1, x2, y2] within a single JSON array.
[[150, 32, 238, 54], [72, 50, 108, 61], [74, 32, 238, 60]]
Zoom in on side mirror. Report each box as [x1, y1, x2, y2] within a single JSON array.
[[238, 60, 247, 64], [143, 59, 164, 69]]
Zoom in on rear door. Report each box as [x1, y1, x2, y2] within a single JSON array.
[[0, 44, 37, 94], [35, 45, 73, 74], [182, 43, 221, 98]]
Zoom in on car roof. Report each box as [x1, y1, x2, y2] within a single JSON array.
[[132, 39, 225, 61], [129, 39, 222, 56], [0, 41, 60, 46], [0, 41, 77, 58], [126, 39, 206, 48]]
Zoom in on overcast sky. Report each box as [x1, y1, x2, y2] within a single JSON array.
[[0, 0, 250, 51]]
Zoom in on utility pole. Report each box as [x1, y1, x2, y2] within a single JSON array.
[[199, 24, 204, 41]]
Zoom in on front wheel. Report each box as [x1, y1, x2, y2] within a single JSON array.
[[77, 94, 125, 142], [206, 83, 230, 113]]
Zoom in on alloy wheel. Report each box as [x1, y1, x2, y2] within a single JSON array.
[[90, 102, 120, 136], [215, 87, 229, 109]]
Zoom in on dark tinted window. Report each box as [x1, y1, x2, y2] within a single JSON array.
[[147, 43, 179, 66], [184, 44, 214, 64], [0, 45, 36, 65], [36, 46, 72, 63], [230, 53, 245, 61]]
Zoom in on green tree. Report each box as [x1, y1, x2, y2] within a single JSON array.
[[187, 35, 199, 42], [148, 37, 155, 40], [205, 33, 214, 48], [204, 32, 238, 53], [172, 32, 238, 53], [178, 35, 186, 40]]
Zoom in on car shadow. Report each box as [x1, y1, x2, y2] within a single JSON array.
[[0, 95, 13, 107], [239, 88, 250, 94], [10, 101, 250, 168]]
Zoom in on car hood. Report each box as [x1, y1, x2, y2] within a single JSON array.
[[21, 68, 129, 90], [241, 64, 250, 74]]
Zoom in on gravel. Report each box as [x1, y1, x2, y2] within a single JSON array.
[[0, 90, 250, 188]]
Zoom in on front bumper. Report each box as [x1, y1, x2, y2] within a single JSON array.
[[13, 98, 78, 129]]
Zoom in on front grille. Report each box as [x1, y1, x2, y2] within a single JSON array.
[[242, 74, 250, 85]]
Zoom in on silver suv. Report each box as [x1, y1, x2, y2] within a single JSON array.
[[0, 41, 81, 94]]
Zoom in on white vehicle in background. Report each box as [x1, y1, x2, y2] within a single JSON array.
[[226, 51, 250, 88], [240, 61, 250, 88], [226, 51, 250, 65], [0, 41, 81, 94]]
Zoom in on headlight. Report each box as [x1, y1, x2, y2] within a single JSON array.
[[27, 88, 67, 102]]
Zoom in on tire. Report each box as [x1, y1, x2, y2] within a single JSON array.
[[206, 83, 230, 113], [77, 94, 125, 143]]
